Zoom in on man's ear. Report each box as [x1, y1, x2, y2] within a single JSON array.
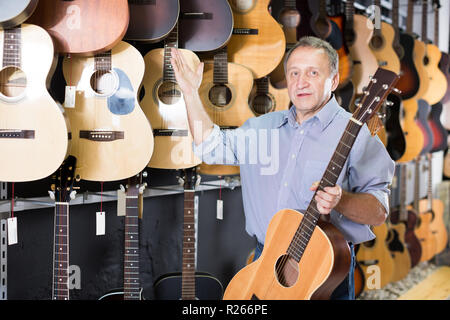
[[331, 72, 339, 92]]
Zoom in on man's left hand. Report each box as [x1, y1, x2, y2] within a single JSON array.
[[310, 182, 342, 215]]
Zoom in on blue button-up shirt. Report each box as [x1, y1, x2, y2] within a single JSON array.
[[193, 96, 395, 244]]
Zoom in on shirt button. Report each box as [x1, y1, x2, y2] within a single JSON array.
[[284, 182, 288, 187], [300, 130, 304, 134], [291, 154, 296, 159]]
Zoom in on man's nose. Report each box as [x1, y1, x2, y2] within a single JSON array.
[[295, 74, 309, 88]]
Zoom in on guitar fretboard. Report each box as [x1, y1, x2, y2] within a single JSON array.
[[255, 77, 269, 95], [213, 47, 228, 84], [400, 162, 409, 221], [287, 120, 363, 262], [94, 51, 112, 71], [421, 0, 429, 43], [52, 203, 69, 300], [406, 0, 414, 34], [2, 28, 21, 68], [344, 0, 355, 33], [284, 0, 296, 9], [124, 186, 140, 300], [392, 0, 401, 54], [182, 190, 196, 300], [163, 23, 179, 82], [426, 153, 433, 211]]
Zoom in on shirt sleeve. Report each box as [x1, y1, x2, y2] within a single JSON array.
[[346, 124, 395, 214]]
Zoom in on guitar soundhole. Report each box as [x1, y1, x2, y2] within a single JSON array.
[[274, 254, 299, 288], [158, 81, 182, 105], [279, 8, 301, 28], [423, 56, 429, 66], [0, 66, 27, 98], [370, 35, 384, 49], [314, 18, 331, 39], [251, 94, 274, 115], [230, 0, 255, 13], [90, 70, 117, 96], [209, 85, 232, 108]]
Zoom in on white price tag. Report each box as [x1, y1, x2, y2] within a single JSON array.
[[117, 189, 126, 216], [216, 199, 223, 220], [96, 211, 105, 236], [64, 86, 76, 108], [7, 217, 18, 245]]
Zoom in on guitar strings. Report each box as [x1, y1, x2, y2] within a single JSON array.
[[265, 77, 388, 297]]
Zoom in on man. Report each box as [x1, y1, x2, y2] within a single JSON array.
[[170, 36, 395, 299]]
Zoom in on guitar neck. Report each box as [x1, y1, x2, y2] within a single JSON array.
[[182, 189, 196, 300], [406, 0, 414, 34], [399, 163, 408, 221], [2, 27, 21, 67], [124, 186, 140, 300], [434, 3, 439, 45], [94, 51, 112, 71], [255, 77, 269, 95], [163, 22, 179, 82], [413, 157, 420, 212], [427, 153, 433, 211], [421, 0, 429, 43], [284, 0, 296, 9], [52, 202, 70, 300], [391, 0, 402, 56], [344, 0, 354, 33], [287, 119, 363, 261], [213, 47, 228, 84]]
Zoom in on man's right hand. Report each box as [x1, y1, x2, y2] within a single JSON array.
[[170, 47, 204, 97]]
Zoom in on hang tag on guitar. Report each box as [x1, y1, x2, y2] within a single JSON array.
[[96, 212, 105, 236], [117, 189, 126, 216], [216, 199, 223, 220], [64, 86, 76, 108], [7, 217, 18, 245]]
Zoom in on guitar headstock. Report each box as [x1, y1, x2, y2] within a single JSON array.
[[50, 156, 77, 203], [180, 167, 201, 191], [126, 171, 147, 197], [352, 68, 400, 126]]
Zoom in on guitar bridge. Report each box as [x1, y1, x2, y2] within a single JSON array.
[[153, 129, 188, 137], [79, 130, 124, 141], [0, 130, 34, 139]]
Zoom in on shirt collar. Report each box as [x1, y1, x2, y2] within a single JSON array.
[[277, 95, 342, 131]]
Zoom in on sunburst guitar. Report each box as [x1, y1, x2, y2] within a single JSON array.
[[396, 99, 424, 163], [0, 24, 68, 182], [227, 0, 285, 79], [141, 24, 201, 170], [62, 41, 154, 181]]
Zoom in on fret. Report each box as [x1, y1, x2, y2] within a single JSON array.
[[213, 47, 228, 84], [345, 0, 355, 31], [163, 23, 179, 82], [2, 28, 21, 68], [94, 51, 112, 71]]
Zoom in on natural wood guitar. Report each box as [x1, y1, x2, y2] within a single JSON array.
[[386, 220, 411, 282], [223, 68, 399, 300], [227, 0, 285, 79], [28, 0, 129, 55], [0, 24, 69, 182], [345, 0, 378, 95], [62, 41, 154, 181], [396, 99, 424, 163], [420, 154, 448, 255], [0, 0, 38, 29], [369, 0, 400, 74], [356, 223, 395, 290], [141, 23, 201, 170]]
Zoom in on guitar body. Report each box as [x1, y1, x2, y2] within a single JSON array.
[[439, 52, 450, 105], [334, 80, 355, 112], [199, 62, 254, 127], [153, 272, 224, 300], [125, 0, 179, 42], [62, 41, 154, 181], [328, 14, 353, 88], [348, 15, 378, 95], [422, 44, 448, 105], [356, 224, 394, 290], [416, 99, 434, 155], [411, 40, 430, 99], [354, 261, 365, 298], [0, 24, 68, 182], [419, 199, 448, 255], [141, 48, 201, 169], [179, 0, 233, 52], [396, 99, 424, 163], [407, 205, 436, 262], [397, 34, 421, 100], [390, 209, 422, 268], [428, 102, 448, 152], [98, 288, 144, 300], [369, 21, 400, 74], [385, 93, 406, 161], [223, 209, 351, 300], [227, 0, 286, 78], [386, 223, 411, 282], [0, 0, 38, 29], [28, 0, 129, 55]]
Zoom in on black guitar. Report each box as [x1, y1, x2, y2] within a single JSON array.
[[99, 173, 146, 300], [385, 93, 406, 161], [154, 167, 223, 300], [50, 155, 77, 300]]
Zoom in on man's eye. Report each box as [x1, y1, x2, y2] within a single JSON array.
[[310, 71, 318, 76]]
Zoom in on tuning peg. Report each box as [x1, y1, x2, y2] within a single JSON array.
[[119, 184, 125, 192], [385, 100, 394, 106], [142, 171, 148, 178], [178, 177, 185, 186], [139, 182, 147, 194], [70, 190, 77, 200], [48, 190, 55, 200], [392, 88, 402, 94], [195, 174, 202, 187]]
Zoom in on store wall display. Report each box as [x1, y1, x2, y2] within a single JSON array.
[[0, 0, 449, 301]]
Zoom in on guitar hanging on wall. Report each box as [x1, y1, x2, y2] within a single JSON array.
[[99, 172, 147, 300], [154, 167, 224, 300], [0, 0, 38, 29], [49, 155, 77, 300], [223, 68, 399, 300], [0, 24, 69, 182]]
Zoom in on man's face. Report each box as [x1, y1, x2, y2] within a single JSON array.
[[285, 46, 339, 119]]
